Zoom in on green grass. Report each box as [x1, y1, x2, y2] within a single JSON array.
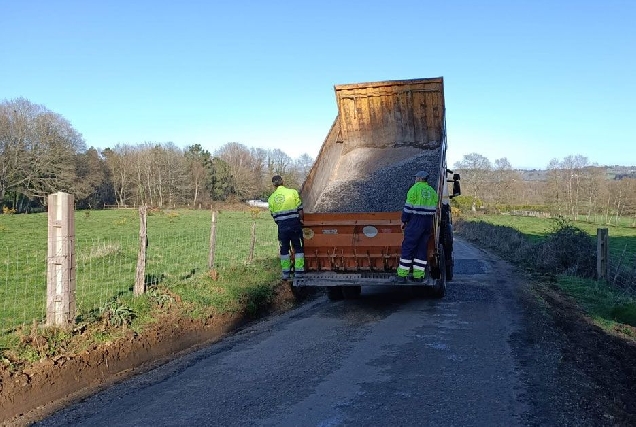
[[556, 275, 636, 335], [464, 213, 636, 258], [0, 208, 280, 334]]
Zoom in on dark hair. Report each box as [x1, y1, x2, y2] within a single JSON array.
[[272, 175, 283, 185]]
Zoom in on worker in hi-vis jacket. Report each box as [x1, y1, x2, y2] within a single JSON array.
[[267, 175, 304, 280], [396, 170, 438, 283]]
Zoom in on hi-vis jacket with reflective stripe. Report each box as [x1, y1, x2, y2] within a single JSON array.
[[401, 181, 438, 224], [268, 186, 303, 225]]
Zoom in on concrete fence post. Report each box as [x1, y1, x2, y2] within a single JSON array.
[[46, 192, 76, 327], [597, 228, 608, 281]]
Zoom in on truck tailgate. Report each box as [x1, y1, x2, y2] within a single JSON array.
[[301, 212, 402, 272]]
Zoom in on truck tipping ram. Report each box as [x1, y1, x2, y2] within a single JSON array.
[[293, 77, 460, 300]]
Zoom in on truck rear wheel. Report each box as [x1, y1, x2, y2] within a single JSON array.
[[342, 286, 361, 299], [443, 221, 454, 281], [446, 258, 454, 281], [327, 286, 344, 301], [432, 244, 447, 299]]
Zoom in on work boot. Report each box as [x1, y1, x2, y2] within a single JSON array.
[[410, 277, 424, 283], [392, 275, 408, 284]]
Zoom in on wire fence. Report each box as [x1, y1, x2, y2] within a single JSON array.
[[1, 209, 279, 333], [607, 241, 636, 292]]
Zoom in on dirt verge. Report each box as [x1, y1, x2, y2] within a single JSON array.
[[1, 283, 304, 426], [528, 282, 636, 426]]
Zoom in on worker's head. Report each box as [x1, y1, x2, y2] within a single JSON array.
[[414, 171, 429, 182], [272, 175, 284, 187]]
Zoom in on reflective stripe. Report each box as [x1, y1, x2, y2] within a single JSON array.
[[294, 252, 305, 272], [273, 213, 300, 223], [273, 208, 300, 217], [403, 207, 435, 216], [399, 258, 413, 265], [413, 258, 427, 268]]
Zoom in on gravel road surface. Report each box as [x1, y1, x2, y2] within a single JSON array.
[[33, 239, 607, 426]]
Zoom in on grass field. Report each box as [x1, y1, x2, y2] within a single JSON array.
[[469, 214, 636, 262], [0, 208, 280, 336]]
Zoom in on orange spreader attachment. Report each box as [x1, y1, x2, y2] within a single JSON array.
[[301, 212, 404, 272]]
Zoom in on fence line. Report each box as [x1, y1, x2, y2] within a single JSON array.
[[1, 211, 279, 333]]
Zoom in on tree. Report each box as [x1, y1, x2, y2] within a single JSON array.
[[292, 153, 314, 189], [210, 157, 233, 200], [103, 145, 136, 207], [267, 149, 292, 176], [215, 142, 259, 200], [544, 158, 563, 215], [453, 153, 492, 212], [74, 147, 115, 209], [0, 98, 85, 211], [185, 144, 213, 207], [491, 157, 522, 207], [561, 155, 589, 220]]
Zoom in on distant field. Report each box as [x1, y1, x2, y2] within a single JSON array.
[[465, 214, 636, 261], [0, 208, 279, 332]]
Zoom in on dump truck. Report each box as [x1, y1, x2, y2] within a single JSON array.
[[293, 77, 460, 300]]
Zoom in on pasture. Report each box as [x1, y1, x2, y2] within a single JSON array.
[[0, 208, 280, 336]]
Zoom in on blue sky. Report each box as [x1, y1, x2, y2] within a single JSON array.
[[2, 0, 634, 169]]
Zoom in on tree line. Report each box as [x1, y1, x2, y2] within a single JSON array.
[[0, 98, 313, 213], [453, 153, 636, 225], [2, 97, 635, 222]]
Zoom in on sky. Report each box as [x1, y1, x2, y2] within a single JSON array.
[[1, 0, 635, 170]]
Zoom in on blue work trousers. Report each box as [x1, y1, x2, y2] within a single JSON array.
[[399, 215, 433, 277]]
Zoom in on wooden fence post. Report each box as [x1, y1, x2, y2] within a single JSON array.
[[208, 210, 218, 269], [248, 221, 256, 263], [134, 205, 148, 296], [46, 192, 76, 327], [597, 228, 608, 281]]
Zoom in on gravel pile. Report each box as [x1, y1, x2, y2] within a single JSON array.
[[312, 147, 442, 212]]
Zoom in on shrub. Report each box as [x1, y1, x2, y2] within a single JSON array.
[[535, 217, 596, 278], [455, 216, 596, 278]]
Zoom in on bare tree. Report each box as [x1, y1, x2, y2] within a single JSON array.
[[560, 155, 589, 220], [491, 157, 522, 206], [267, 148, 292, 177], [291, 153, 314, 187], [103, 145, 136, 207], [0, 98, 85, 209], [160, 143, 188, 208], [622, 178, 636, 226], [579, 166, 607, 222], [454, 153, 492, 212], [215, 142, 259, 200]]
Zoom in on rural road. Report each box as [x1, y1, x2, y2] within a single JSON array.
[[32, 239, 597, 426]]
